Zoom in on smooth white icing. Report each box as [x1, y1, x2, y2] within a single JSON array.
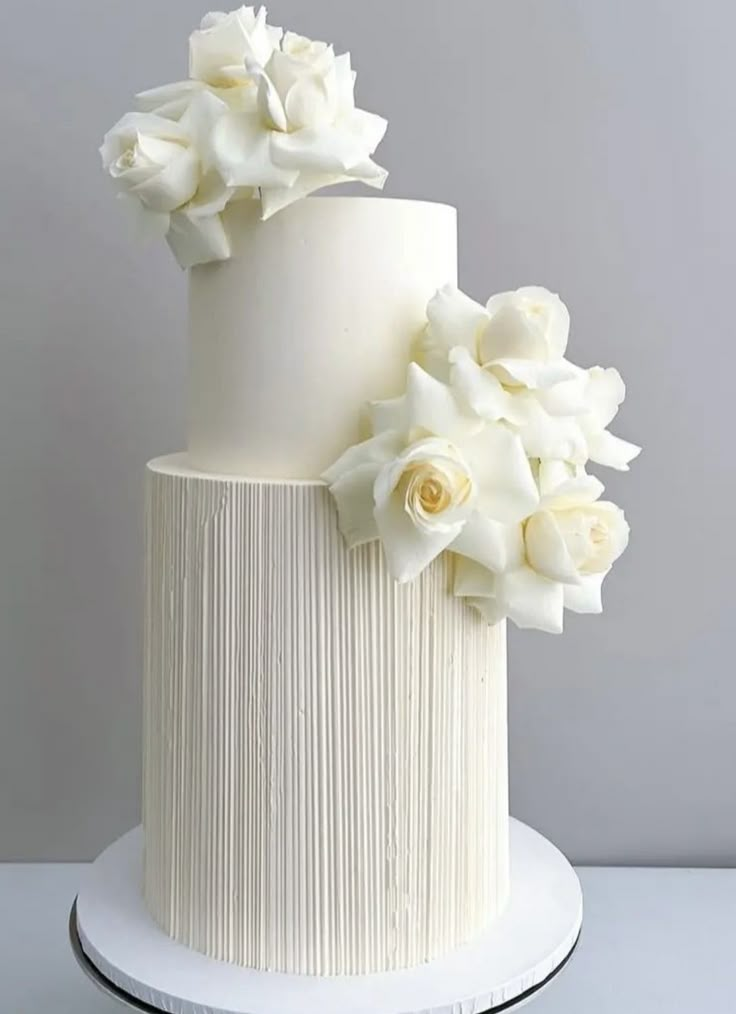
[[143, 455, 509, 975], [187, 197, 458, 479]]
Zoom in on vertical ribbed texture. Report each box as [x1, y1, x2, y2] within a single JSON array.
[[143, 455, 509, 975]]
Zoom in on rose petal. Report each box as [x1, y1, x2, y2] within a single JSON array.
[[190, 8, 279, 84], [109, 163, 153, 188], [281, 32, 332, 61], [515, 396, 589, 463], [368, 395, 407, 436], [256, 69, 289, 131], [587, 430, 642, 471], [453, 556, 498, 597], [267, 46, 334, 99], [584, 367, 626, 430], [518, 287, 570, 357], [321, 432, 399, 486], [211, 111, 299, 188], [344, 156, 388, 183], [564, 573, 606, 614], [374, 487, 462, 583], [134, 133, 183, 167], [500, 567, 565, 634], [449, 347, 520, 423], [100, 112, 187, 168], [423, 285, 489, 364], [466, 596, 508, 626], [540, 469, 605, 508], [284, 73, 336, 130], [534, 370, 589, 415], [258, 172, 336, 217], [524, 511, 581, 584], [166, 207, 231, 269], [249, 7, 283, 64], [478, 305, 549, 365], [486, 287, 570, 360], [334, 52, 356, 115], [270, 111, 387, 173], [129, 146, 199, 212], [536, 460, 579, 499], [462, 425, 539, 524], [583, 502, 630, 570], [451, 513, 523, 573], [404, 363, 477, 442], [328, 463, 381, 547], [186, 170, 234, 217], [259, 157, 385, 220], [179, 90, 231, 167], [488, 357, 580, 390], [190, 13, 249, 81], [136, 81, 208, 118]]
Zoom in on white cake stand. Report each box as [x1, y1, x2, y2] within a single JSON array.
[[69, 819, 582, 1014]]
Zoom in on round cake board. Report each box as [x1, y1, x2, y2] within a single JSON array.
[[70, 819, 582, 1014]]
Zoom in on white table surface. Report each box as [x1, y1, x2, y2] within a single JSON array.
[[0, 863, 733, 1014]]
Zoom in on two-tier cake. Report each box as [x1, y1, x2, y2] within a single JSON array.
[[74, 7, 639, 1012], [143, 195, 510, 975]]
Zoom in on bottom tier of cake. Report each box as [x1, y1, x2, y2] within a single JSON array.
[[142, 454, 510, 975]]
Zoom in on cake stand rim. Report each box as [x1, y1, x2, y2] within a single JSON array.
[[69, 898, 580, 1014], [70, 818, 583, 1014]]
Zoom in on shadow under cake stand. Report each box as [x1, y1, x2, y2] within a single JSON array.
[[69, 818, 582, 1014]]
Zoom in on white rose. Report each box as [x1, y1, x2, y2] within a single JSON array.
[[525, 501, 629, 581], [101, 112, 200, 213], [455, 469, 630, 634], [191, 6, 283, 86], [373, 438, 476, 582], [420, 284, 641, 468], [419, 285, 583, 461], [100, 92, 234, 269], [422, 285, 578, 392], [135, 7, 283, 121], [485, 287, 571, 370], [323, 364, 539, 584], [211, 30, 388, 218]]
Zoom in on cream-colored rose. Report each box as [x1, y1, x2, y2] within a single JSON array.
[[455, 470, 630, 634], [422, 284, 576, 392], [101, 112, 200, 214], [483, 286, 571, 370], [371, 439, 475, 581], [212, 30, 387, 217], [394, 451, 473, 535], [100, 93, 234, 268], [419, 284, 641, 467], [323, 363, 540, 584], [525, 500, 630, 581], [191, 6, 283, 86], [135, 7, 284, 121]]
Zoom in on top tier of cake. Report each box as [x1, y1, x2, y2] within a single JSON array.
[[188, 197, 457, 479]]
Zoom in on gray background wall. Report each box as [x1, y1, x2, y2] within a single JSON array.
[[1, 0, 734, 864]]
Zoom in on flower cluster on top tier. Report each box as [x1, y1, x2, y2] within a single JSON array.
[[323, 286, 640, 634], [99, 6, 388, 268]]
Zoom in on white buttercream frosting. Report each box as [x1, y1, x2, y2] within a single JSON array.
[[187, 197, 458, 479], [143, 455, 510, 974]]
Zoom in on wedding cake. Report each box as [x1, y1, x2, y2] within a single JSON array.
[[100, 4, 640, 980]]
